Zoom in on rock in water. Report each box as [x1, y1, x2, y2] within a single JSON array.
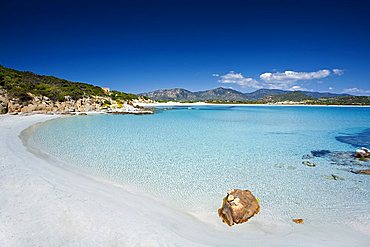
[[311, 150, 331, 157], [218, 189, 260, 226], [292, 218, 304, 224], [302, 161, 316, 167], [328, 174, 345, 181], [352, 169, 370, 175], [354, 147, 370, 158]]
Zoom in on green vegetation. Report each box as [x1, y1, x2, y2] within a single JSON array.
[[261, 92, 370, 105], [0, 65, 138, 102], [263, 91, 314, 102], [109, 90, 138, 101], [312, 96, 370, 105]]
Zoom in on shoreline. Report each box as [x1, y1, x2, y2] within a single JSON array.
[[135, 101, 370, 108], [1, 114, 369, 246]]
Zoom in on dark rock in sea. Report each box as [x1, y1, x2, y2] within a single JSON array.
[[351, 169, 370, 175], [327, 174, 345, 181], [335, 129, 370, 148], [305, 150, 369, 169], [302, 154, 313, 159], [218, 189, 260, 226], [302, 161, 316, 167], [311, 150, 331, 157]]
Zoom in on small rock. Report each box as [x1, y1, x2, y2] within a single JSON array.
[[351, 169, 370, 175], [292, 219, 304, 224], [302, 154, 313, 159], [302, 161, 316, 167], [218, 189, 260, 226], [328, 174, 345, 181]]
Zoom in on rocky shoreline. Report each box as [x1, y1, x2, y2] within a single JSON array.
[[0, 91, 153, 115]]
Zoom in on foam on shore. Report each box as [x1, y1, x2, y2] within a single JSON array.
[[0, 114, 369, 246]]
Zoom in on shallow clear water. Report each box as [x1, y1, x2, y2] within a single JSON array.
[[28, 106, 370, 225]]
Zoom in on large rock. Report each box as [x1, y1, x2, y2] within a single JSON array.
[[218, 189, 260, 226]]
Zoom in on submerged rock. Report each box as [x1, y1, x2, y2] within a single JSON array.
[[351, 169, 370, 175], [305, 150, 368, 168], [302, 154, 313, 159], [218, 189, 260, 226], [302, 161, 316, 167], [311, 150, 331, 157], [327, 174, 345, 181], [335, 129, 370, 148]]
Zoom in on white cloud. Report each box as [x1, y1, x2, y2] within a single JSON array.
[[343, 87, 370, 95], [329, 87, 334, 90], [218, 71, 262, 89], [332, 69, 344, 76], [260, 69, 331, 82], [288, 85, 310, 91], [215, 68, 344, 91], [290, 85, 302, 90]]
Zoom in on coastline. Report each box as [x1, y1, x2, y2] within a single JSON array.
[[135, 101, 370, 108], [1, 114, 369, 246]]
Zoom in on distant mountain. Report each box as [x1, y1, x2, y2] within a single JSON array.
[[196, 87, 247, 101], [141, 88, 197, 101], [263, 91, 315, 102], [244, 89, 287, 100], [140, 87, 349, 102], [140, 87, 247, 101]]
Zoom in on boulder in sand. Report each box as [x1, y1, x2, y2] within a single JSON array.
[[218, 189, 260, 226]]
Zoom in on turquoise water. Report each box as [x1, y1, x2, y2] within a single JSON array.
[[28, 106, 370, 224]]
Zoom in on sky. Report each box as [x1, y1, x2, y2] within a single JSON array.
[[1, 0, 370, 95]]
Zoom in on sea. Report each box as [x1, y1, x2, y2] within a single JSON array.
[[26, 105, 370, 227]]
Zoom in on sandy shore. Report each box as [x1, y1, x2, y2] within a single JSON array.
[[1, 114, 369, 246]]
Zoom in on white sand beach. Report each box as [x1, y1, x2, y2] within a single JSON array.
[[1, 114, 369, 246]]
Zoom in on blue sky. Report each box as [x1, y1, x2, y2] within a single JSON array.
[[1, 0, 370, 95]]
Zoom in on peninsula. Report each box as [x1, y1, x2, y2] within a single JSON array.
[[0, 65, 152, 115]]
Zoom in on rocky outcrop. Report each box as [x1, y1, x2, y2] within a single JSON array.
[[0, 92, 149, 115], [218, 189, 260, 226], [0, 90, 8, 114]]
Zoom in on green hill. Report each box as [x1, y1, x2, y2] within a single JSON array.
[[0, 65, 137, 102], [263, 91, 315, 102]]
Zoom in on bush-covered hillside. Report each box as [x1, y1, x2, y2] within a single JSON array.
[[263, 91, 315, 102], [0, 65, 137, 102]]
